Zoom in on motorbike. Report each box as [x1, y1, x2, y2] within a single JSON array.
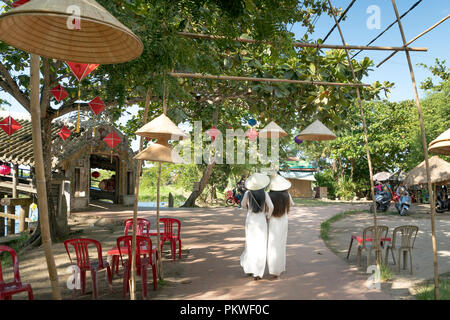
[[370, 191, 392, 213], [225, 189, 240, 206], [395, 191, 412, 216]]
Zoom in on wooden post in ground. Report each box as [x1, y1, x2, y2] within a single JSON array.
[[7, 203, 15, 235], [12, 164, 18, 198], [30, 54, 61, 300], [328, 0, 381, 268], [391, 0, 439, 300], [129, 88, 152, 300]]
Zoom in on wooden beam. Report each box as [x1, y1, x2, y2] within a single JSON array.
[[0, 197, 33, 207], [178, 31, 428, 52], [391, 0, 439, 300], [169, 72, 370, 87], [377, 14, 450, 68], [0, 212, 33, 223]]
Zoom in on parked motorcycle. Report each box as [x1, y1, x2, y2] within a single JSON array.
[[395, 189, 412, 216], [225, 189, 240, 206], [370, 191, 392, 213]]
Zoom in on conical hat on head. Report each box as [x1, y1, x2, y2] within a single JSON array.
[[259, 121, 288, 138], [135, 114, 188, 141], [0, 0, 143, 64], [428, 128, 450, 156], [296, 120, 336, 141], [245, 173, 270, 191], [268, 174, 291, 191], [133, 143, 183, 164]]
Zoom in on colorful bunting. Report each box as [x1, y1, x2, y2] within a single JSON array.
[[207, 126, 220, 141], [50, 84, 69, 103], [248, 118, 257, 126], [294, 136, 304, 145], [58, 126, 71, 141]]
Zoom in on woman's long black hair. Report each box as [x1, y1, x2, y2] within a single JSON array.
[[268, 190, 291, 217], [246, 189, 267, 213]]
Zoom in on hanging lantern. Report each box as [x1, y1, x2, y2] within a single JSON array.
[[0, 165, 11, 176], [103, 131, 122, 163], [92, 171, 100, 179], [89, 96, 105, 135], [0, 116, 22, 152], [50, 84, 69, 103], [296, 120, 336, 141], [207, 126, 220, 141], [12, 0, 29, 7], [245, 128, 259, 141], [294, 136, 304, 145], [58, 126, 71, 141], [66, 61, 100, 133]]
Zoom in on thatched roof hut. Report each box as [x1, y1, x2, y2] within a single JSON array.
[[404, 156, 450, 186]]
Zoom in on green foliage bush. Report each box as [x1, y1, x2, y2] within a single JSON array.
[[314, 169, 337, 199]]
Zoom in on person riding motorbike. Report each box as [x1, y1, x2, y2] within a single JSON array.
[[236, 175, 247, 208]]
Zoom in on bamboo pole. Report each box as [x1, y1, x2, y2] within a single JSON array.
[[169, 72, 370, 87], [178, 31, 427, 52], [129, 88, 152, 300], [377, 15, 450, 68], [30, 54, 61, 300], [327, 0, 381, 269], [391, 0, 439, 300]]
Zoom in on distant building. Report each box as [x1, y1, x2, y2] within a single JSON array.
[[280, 157, 317, 198]]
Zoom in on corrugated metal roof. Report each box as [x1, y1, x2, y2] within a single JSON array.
[[280, 171, 316, 181]]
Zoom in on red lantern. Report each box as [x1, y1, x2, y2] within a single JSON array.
[[92, 171, 100, 179], [207, 126, 220, 141], [245, 128, 259, 141], [58, 126, 71, 141], [50, 84, 69, 103], [12, 0, 29, 7], [103, 132, 122, 163], [89, 97, 106, 115], [66, 62, 100, 82], [0, 116, 22, 135], [0, 165, 11, 176]]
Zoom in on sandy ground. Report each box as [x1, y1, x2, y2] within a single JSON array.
[[4, 201, 394, 300], [327, 204, 450, 298]]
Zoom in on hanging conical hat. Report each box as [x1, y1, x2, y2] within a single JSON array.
[[428, 128, 450, 156], [259, 121, 288, 138], [135, 114, 188, 141], [0, 0, 143, 64], [296, 120, 336, 141], [133, 143, 183, 164]]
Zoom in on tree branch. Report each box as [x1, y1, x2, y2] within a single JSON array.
[[0, 60, 30, 111]]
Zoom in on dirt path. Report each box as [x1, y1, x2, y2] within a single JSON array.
[[9, 203, 392, 299]]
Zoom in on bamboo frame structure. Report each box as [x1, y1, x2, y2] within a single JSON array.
[[322, 0, 356, 42], [30, 54, 61, 300], [327, 0, 381, 269], [391, 0, 439, 300], [178, 31, 427, 52], [169, 72, 369, 87], [129, 88, 152, 300], [377, 14, 450, 68]]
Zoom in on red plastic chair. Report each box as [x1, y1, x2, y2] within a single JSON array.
[[111, 218, 151, 276], [117, 235, 158, 299], [0, 245, 33, 300], [160, 218, 182, 261], [124, 218, 151, 236], [64, 238, 113, 299]]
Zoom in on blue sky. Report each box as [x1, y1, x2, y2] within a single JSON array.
[[0, 0, 449, 151]]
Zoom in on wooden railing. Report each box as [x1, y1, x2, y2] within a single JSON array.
[[0, 197, 34, 236]]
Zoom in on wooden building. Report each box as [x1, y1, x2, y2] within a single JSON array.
[[0, 113, 137, 216], [280, 158, 317, 198]]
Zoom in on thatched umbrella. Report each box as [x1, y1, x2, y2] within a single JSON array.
[[134, 114, 187, 280], [0, 0, 143, 300], [373, 172, 393, 182], [404, 156, 450, 187], [428, 129, 450, 156], [296, 119, 336, 141]]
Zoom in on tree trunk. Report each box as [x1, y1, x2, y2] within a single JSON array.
[[181, 162, 216, 207]]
